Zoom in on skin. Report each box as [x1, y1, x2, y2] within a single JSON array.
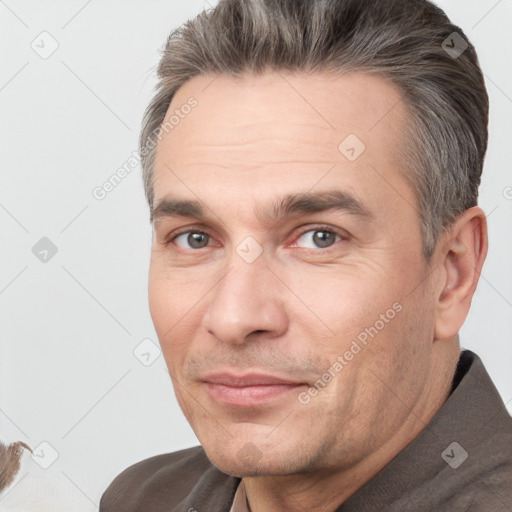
[[148, 71, 488, 512]]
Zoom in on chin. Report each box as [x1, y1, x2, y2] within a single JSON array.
[[202, 440, 316, 478]]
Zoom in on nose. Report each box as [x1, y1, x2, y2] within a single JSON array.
[[201, 251, 289, 345]]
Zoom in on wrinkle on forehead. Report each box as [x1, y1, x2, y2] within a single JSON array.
[[157, 69, 409, 166]]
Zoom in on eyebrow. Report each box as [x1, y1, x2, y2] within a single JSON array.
[[150, 190, 373, 226]]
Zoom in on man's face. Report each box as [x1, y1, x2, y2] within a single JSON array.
[[148, 71, 437, 476]]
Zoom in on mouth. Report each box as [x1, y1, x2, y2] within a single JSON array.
[[201, 372, 307, 407]]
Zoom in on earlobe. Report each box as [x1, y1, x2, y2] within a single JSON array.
[[434, 206, 488, 341]]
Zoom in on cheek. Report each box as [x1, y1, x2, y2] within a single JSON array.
[[291, 267, 397, 340], [148, 257, 195, 332], [289, 265, 416, 401], [148, 272, 171, 336], [148, 263, 189, 363]]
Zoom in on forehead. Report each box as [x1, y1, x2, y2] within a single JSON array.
[[159, 70, 407, 154], [152, 70, 415, 226]]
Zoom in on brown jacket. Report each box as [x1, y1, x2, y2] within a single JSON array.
[[99, 350, 512, 511]]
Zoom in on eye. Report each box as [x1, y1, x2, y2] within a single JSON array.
[[292, 226, 344, 250], [165, 225, 347, 253], [171, 230, 212, 250]]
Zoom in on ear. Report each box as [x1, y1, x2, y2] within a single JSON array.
[[434, 206, 488, 341]]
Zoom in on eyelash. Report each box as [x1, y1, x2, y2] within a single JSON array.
[[164, 224, 348, 252]]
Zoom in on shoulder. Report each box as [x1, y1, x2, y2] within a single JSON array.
[[437, 351, 512, 509], [99, 445, 239, 512], [435, 433, 512, 511]]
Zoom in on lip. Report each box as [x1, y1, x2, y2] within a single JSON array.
[[202, 372, 304, 387], [201, 372, 307, 407]]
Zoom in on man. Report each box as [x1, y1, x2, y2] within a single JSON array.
[[100, 0, 512, 510]]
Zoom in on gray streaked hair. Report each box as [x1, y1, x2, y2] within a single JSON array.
[[140, 0, 488, 258]]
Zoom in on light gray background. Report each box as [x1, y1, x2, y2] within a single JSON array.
[[0, 1, 511, 510]]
